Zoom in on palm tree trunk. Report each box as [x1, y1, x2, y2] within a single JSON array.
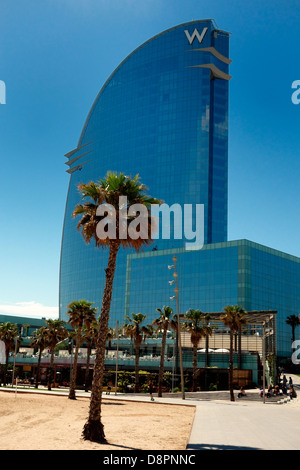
[[82, 242, 119, 443], [84, 342, 92, 392], [69, 332, 81, 400], [205, 334, 209, 368], [4, 346, 9, 386], [238, 327, 242, 369], [192, 342, 198, 392], [47, 349, 55, 391], [229, 331, 234, 401], [158, 327, 167, 397], [35, 349, 42, 388], [134, 341, 140, 393], [292, 325, 296, 344]]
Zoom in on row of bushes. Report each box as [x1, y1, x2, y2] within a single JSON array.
[[103, 370, 220, 393]]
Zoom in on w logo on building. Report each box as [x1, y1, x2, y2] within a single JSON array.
[[184, 27, 208, 45], [0, 80, 6, 104]]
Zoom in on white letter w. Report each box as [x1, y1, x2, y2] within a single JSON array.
[[184, 28, 208, 45]]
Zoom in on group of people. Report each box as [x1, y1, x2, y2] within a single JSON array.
[[280, 375, 294, 396], [259, 375, 297, 399]]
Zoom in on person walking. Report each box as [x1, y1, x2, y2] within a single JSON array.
[[282, 375, 287, 387], [106, 381, 113, 395], [148, 380, 155, 401]]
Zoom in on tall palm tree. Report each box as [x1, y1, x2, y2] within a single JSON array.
[[67, 300, 98, 400], [286, 315, 300, 347], [82, 320, 99, 392], [44, 319, 67, 391], [183, 310, 212, 392], [152, 306, 175, 397], [220, 305, 247, 401], [30, 326, 48, 388], [202, 313, 214, 390], [73, 172, 161, 443], [0, 322, 19, 386], [123, 313, 152, 393], [203, 313, 212, 368]]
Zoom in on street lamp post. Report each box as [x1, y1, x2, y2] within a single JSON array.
[[68, 337, 74, 386], [12, 327, 23, 388], [115, 321, 120, 395], [262, 323, 266, 404], [169, 255, 185, 400], [12, 336, 18, 388]]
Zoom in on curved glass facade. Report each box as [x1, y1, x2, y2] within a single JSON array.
[[59, 20, 231, 324], [59, 20, 300, 360]]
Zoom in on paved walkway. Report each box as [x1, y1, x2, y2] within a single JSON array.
[[186, 374, 300, 450], [2, 374, 300, 450]]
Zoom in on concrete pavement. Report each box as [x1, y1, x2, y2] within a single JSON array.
[[186, 373, 300, 450], [1, 374, 300, 450], [187, 394, 300, 450]]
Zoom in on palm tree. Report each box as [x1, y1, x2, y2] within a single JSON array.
[[123, 313, 152, 393], [286, 315, 300, 347], [44, 319, 67, 391], [82, 320, 99, 392], [0, 322, 19, 386], [73, 171, 161, 443], [152, 306, 175, 397], [220, 305, 247, 401], [202, 313, 214, 390], [30, 326, 48, 388], [67, 300, 98, 400], [203, 314, 212, 368], [183, 310, 212, 392], [145, 324, 156, 338]]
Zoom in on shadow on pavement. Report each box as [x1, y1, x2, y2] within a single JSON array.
[[187, 443, 261, 450]]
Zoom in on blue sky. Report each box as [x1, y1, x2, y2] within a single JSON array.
[[0, 0, 300, 318]]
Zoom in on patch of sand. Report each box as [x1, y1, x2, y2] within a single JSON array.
[[0, 391, 195, 450]]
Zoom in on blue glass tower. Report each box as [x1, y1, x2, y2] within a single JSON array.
[[59, 20, 300, 361], [59, 20, 231, 322]]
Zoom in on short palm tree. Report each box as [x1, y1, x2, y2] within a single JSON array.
[[183, 309, 212, 392], [30, 326, 48, 388], [44, 319, 67, 391], [220, 305, 247, 401], [286, 315, 300, 346], [0, 322, 19, 386], [73, 171, 161, 443], [152, 306, 175, 397], [123, 313, 152, 393], [82, 320, 99, 392], [67, 300, 98, 400]]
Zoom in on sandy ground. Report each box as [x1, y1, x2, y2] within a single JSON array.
[[0, 391, 195, 450]]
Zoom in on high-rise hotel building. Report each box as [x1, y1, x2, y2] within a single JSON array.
[[59, 20, 300, 360]]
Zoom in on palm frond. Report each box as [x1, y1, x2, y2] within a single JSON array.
[[73, 172, 162, 250]]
